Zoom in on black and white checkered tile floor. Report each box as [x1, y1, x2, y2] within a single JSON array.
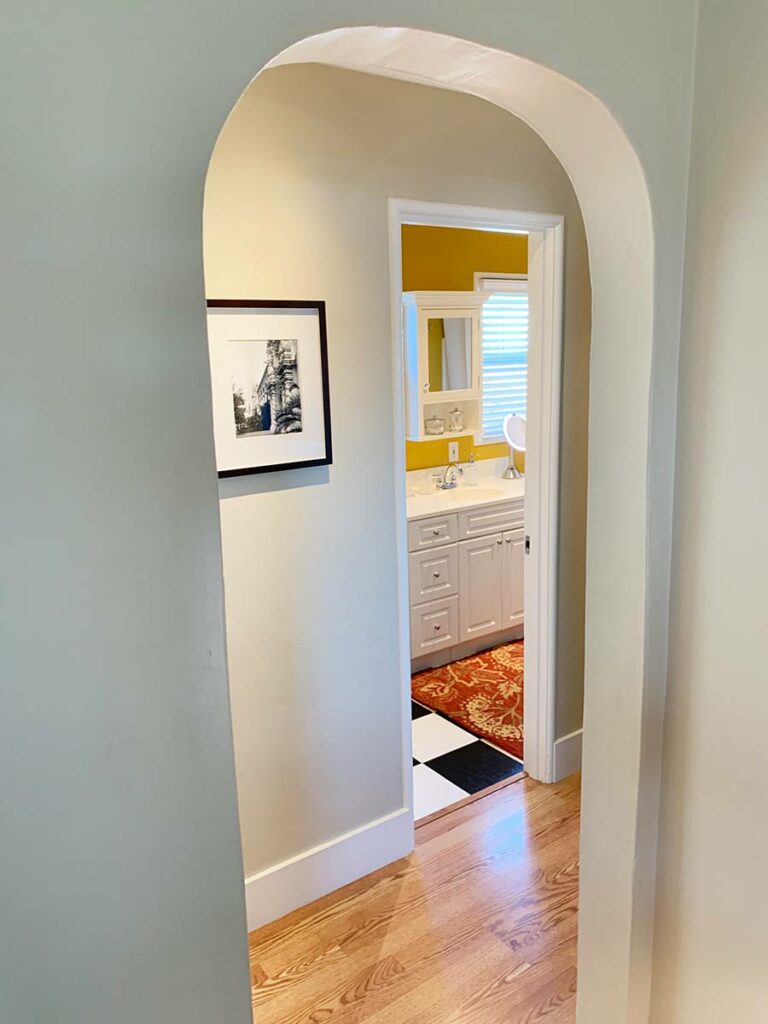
[[411, 700, 524, 820]]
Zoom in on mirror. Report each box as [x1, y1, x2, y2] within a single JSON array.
[[427, 316, 472, 392]]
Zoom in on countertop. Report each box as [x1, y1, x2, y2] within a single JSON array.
[[406, 474, 525, 521]]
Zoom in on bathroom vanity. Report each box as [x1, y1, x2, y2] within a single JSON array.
[[406, 473, 525, 670]]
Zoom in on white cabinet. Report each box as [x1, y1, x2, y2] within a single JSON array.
[[408, 498, 524, 664], [502, 529, 525, 628], [458, 533, 504, 641], [402, 291, 488, 441]]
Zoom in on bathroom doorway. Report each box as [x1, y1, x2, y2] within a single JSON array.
[[389, 199, 566, 822]]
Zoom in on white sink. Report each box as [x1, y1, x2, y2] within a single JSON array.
[[444, 487, 505, 502]]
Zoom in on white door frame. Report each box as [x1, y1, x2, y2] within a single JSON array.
[[388, 197, 564, 789]]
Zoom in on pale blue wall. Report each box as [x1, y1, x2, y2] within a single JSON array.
[[0, 3, 697, 1022]]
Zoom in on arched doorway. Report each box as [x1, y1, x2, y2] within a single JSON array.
[[212, 27, 657, 1024]]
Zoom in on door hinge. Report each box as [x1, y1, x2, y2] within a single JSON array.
[[525, 535, 531, 554]]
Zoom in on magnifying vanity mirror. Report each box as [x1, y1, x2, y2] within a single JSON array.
[[503, 412, 527, 479]]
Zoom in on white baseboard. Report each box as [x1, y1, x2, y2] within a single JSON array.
[[553, 728, 583, 781], [243, 807, 414, 933]]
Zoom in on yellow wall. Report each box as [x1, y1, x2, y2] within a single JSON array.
[[402, 224, 528, 290], [405, 437, 521, 470], [427, 318, 444, 392], [402, 224, 527, 470]]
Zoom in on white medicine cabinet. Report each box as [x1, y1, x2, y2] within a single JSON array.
[[402, 291, 488, 441]]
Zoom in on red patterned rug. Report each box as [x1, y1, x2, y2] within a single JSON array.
[[412, 641, 524, 760]]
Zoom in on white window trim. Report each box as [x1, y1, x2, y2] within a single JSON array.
[[474, 272, 529, 443], [474, 271, 528, 289]]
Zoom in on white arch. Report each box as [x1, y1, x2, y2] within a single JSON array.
[[252, 27, 658, 1024]]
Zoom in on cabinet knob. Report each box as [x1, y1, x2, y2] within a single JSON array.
[[434, 624, 441, 631], [432, 529, 440, 536], [497, 538, 503, 545], [433, 571, 440, 578], [506, 537, 512, 544]]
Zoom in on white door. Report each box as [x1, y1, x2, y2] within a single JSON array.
[[502, 528, 525, 628], [458, 533, 503, 641]]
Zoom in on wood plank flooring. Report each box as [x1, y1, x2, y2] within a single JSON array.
[[248, 774, 580, 1024]]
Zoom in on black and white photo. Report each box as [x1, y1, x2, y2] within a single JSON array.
[[231, 338, 303, 437], [206, 300, 332, 476]]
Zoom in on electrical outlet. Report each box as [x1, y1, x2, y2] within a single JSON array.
[[448, 441, 459, 463]]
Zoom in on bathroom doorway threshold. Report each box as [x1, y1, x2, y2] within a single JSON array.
[[415, 770, 528, 829], [389, 198, 563, 801]]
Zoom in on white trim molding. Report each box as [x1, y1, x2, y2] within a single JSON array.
[[554, 728, 583, 781], [474, 271, 528, 287], [243, 808, 412, 933], [524, 221, 564, 783], [389, 198, 563, 785]]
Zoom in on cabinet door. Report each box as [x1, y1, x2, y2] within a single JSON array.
[[502, 529, 525, 628], [418, 308, 481, 406], [459, 533, 503, 642]]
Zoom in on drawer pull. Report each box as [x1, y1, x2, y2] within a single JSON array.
[[432, 529, 441, 536], [433, 571, 441, 578], [434, 624, 441, 631]]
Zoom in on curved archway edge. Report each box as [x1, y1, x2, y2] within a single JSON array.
[[245, 27, 659, 1024]]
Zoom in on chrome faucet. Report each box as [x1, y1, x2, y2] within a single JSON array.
[[439, 463, 461, 490]]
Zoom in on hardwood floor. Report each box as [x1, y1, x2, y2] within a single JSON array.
[[248, 774, 580, 1023]]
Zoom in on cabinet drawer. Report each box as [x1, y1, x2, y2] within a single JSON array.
[[409, 545, 458, 605], [410, 595, 459, 658], [458, 501, 524, 540], [408, 512, 458, 552]]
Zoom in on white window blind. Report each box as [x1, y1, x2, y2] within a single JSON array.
[[477, 276, 529, 439]]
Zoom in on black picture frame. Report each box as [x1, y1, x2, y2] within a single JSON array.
[[206, 299, 333, 478]]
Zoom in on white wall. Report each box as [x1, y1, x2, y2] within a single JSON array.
[[651, 3, 768, 1020], [0, 2, 697, 1022], [204, 63, 592, 879]]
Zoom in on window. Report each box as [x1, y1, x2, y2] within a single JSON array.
[[476, 275, 529, 440]]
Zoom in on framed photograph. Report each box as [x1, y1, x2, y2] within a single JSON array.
[[206, 300, 332, 477]]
